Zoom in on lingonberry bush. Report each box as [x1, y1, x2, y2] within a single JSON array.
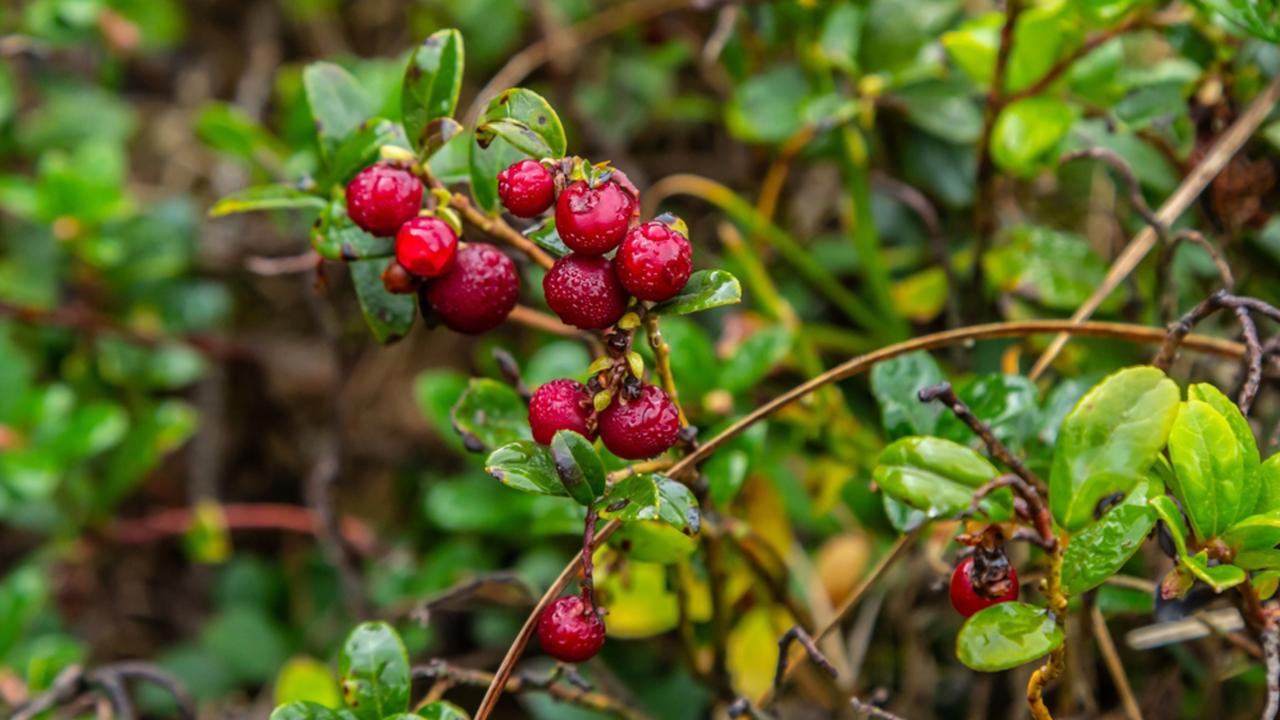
[[7, 1, 1280, 720]]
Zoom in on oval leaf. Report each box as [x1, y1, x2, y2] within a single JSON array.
[[304, 62, 371, 160], [270, 702, 358, 720], [610, 520, 698, 564], [524, 217, 571, 257], [1189, 382, 1260, 522], [451, 379, 530, 452], [601, 474, 699, 531], [349, 260, 414, 345], [651, 270, 743, 316], [209, 185, 324, 218], [1062, 481, 1157, 594], [1258, 455, 1280, 514], [476, 88, 566, 159], [417, 702, 470, 720], [402, 29, 465, 154], [325, 118, 411, 187], [1049, 366, 1180, 532], [870, 351, 945, 439], [873, 436, 1009, 521], [1182, 551, 1246, 593], [956, 602, 1064, 672], [550, 429, 606, 505], [1221, 510, 1280, 553], [991, 96, 1076, 175], [339, 622, 410, 720], [1168, 400, 1245, 540], [485, 440, 567, 496]]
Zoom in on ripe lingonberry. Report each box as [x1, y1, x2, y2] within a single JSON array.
[[543, 255, 629, 330], [424, 243, 519, 334], [555, 180, 636, 256], [346, 163, 423, 237], [396, 216, 458, 278], [537, 594, 606, 664], [616, 221, 693, 302], [598, 384, 680, 460], [949, 556, 1018, 618], [381, 261, 420, 295], [529, 379, 596, 445], [498, 160, 555, 218]]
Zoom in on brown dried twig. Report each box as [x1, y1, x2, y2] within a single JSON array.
[[11, 663, 194, 720]]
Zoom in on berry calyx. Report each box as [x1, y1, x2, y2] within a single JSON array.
[[529, 379, 596, 445], [949, 556, 1019, 618], [345, 163, 424, 237], [598, 384, 680, 460], [381, 261, 421, 295], [555, 180, 636, 256], [424, 243, 519, 334], [537, 593, 606, 664], [543, 255, 629, 330], [498, 160, 556, 218], [395, 216, 458, 278], [615, 221, 693, 302]]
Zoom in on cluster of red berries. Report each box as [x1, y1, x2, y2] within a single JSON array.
[[347, 163, 519, 334]]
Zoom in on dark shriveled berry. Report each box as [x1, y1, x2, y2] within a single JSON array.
[[381, 261, 421, 295], [537, 594, 606, 663], [543, 255, 629, 330], [949, 556, 1018, 618], [555, 180, 636, 256], [598, 384, 680, 460], [529, 379, 596, 445], [616, 221, 693, 301], [345, 163, 423, 237], [498, 160, 556, 218], [424, 243, 519, 334], [395, 216, 458, 278]]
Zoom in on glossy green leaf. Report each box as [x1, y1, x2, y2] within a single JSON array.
[[991, 97, 1076, 176], [451, 379, 530, 452], [1258, 455, 1280, 514], [485, 441, 566, 496], [550, 430, 606, 505], [209, 185, 324, 217], [311, 199, 396, 262], [1062, 481, 1157, 594], [601, 474, 699, 531], [417, 701, 471, 719], [274, 656, 342, 708], [476, 88, 566, 159], [1222, 510, 1280, 553], [1049, 366, 1180, 532], [1168, 400, 1245, 540], [1189, 383, 1260, 522], [942, 13, 1002, 86], [983, 226, 1120, 312], [1182, 551, 1246, 592], [325, 118, 411, 187], [338, 622, 410, 720], [304, 62, 371, 160], [956, 602, 1064, 672], [1235, 549, 1280, 570], [524, 217, 570, 257], [650, 270, 742, 316], [270, 702, 358, 720], [870, 351, 945, 440], [402, 29, 465, 154], [467, 129, 525, 213], [349, 259, 415, 345], [725, 64, 809, 144], [936, 374, 1040, 456], [610, 520, 698, 564], [1149, 494, 1190, 559], [873, 437, 1009, 521]]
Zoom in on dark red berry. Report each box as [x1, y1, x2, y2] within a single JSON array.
[[345, 163, 423, 237], [424, 243, 519, 334], [537, 594, 606, 663], [598, 384, 680, 460], [498, 160, 556, 218], [949, 556, 1018, 618], [543, 255, 629, 330], [396, 216, 458, 278], [616, 221, 693, 301], [555, 180, 636, 256], [381, 261, 421, 295], [529, 379, 596, 445]]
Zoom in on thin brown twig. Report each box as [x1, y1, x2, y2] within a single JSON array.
[[1265, 625, 1280, 720], [644, 312, 687, 426], [413, 660, 650, 720], [918, 383, 1044, 493], [850, 696, 909, 720], [1003, 12, 1148, 106], [245, 250, 321, 276], [104, 502, 377, 553], [1090, 605, 1143, 720], [11, 663, 194, 720], [1151, 290, 1270, 413]]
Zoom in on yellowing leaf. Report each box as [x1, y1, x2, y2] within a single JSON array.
[[596, 556, 679, 639], [274, 656, 341, 708], [890, 267, 948, 323]]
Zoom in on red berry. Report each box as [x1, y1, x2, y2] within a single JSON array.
[[529, 379, 596, 445], [949, 556, 1018, 618], [396, 216, 458, 278], [616, 221, 693, 302], [498, 160, 556, 218], [345, 164, 423, 237], [537, 594, 606, 664], [381, 261, 421, 295], [424, 243, 519, 334], [598, 384, 680, 460], [543, 255, 629, 330], [555, 180, 636, 256]]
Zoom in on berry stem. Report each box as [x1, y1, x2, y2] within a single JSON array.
[[581, 504, 600, 611], [1027, 548, 1067, 720], [643, 312, 687, 427]]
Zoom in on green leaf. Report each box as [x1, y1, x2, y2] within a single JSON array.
[[650, 269, 742, 316], [1062, 480, 1157, 594], [1258, 455, 1280, 514], [719, 326, 793, 394], [468, 129, 525, 213], [818, 2, 865, 73], [892, 79, 983, 145], [1149, 494, 1190, 559], [956, 602, 1064, 672], [550, 430, 606, 505], [325, 118, 411, 187], [983, 226, 1120, 312], [1188, 383, 1260, 522], [476, 88, 566, 159], [208, 185, 324, 218], [1006, 2, 1073, 93], [1222, 510, 1280, 553], [1182, 551, 1246, 593], [304, 62, 371, 161], [941, 13, 1002, 86], [936, 374, 1040, 456], [870, 351, 945, 439], [1049, 366, 1180, 532], [1167, 400, 1245, 540], [311, 199, 396, 262], [610, 520, 698, 564], [991, 97, 1077, 176], [338, 622, 410, 720], [275, 656, 342, 708], [270, 702, 358, 720], [349, 260, 415, 345], [872, 437, 1009, 521], [1235, 549, 1280, 570], [601, 474, 699, 531], [725, 64, 809, 144], [524, 217, 570, 258], [417, 701, 471, 720], [1198, 0, 1280, 42], [485, 441, 566, 496], [402, 29, 465, 154], [451, 379, 530, 452]]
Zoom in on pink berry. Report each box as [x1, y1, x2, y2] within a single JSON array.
[[424, 243, 519, 334], [554, 180, 636, 256], [543, 255, 629, 330], [529, 379, 596, 445], [498, 160, 556, 218], [598, 384, 680, 460], [345, 164, 423, 237], [615, 221, 693, 301], [395, 216, 458, 278], [537, 594, 606, 664]]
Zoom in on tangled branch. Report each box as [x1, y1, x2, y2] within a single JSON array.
[[10, 662, 194, 720]]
